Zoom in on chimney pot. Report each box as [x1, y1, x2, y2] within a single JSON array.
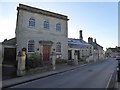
[[91, 37, 93, 42], [88, 37, 91, 43], [88, 37, 93, 43], [94, 39, 96, 43], [79, 30, 83, 40]]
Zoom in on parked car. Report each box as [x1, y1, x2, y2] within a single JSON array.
[[116, 55, 120, 60]]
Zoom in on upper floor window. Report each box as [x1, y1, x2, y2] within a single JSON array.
[[56, 23, 61, 31], [28, 40, 35, 52], [29, 18, 35, 27], [56, 42, 61, 52], [44, 20, 49, 29]]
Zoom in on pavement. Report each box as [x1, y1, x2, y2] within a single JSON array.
[[2, 61, 88, 89], [115, 82, 120, 89], [114, 73, 120, 89], [2, 60, 120, 89]]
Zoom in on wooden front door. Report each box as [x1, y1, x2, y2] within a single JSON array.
[[43, 45, 50, 61]]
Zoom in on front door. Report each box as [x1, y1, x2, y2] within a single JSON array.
[[43, 45, 50, 61], [68, 50, 72, 60]]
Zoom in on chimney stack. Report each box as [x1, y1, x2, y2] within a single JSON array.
[[88, 37, 93, 43], [4, 39, 7, 42], [79, 30, 83, 40], [91, 37, 93, 42], [88, 37, 91, 43], [94, 39, 97, 43]]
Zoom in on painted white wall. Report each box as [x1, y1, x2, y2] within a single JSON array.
[[68, 45, 94, 61], [93, 49, 104, 61], [86, 55, 94, 62]]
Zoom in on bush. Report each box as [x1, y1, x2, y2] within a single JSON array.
[[56, 59, 67, 64], [27, 53, 42, 69]]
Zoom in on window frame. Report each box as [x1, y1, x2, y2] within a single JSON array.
[[29, 18, 35, 27], [27, 40, 35, 53], [56, 23, 61, 32], [56, 42, 61, 52], [44, 20, 49, 29]]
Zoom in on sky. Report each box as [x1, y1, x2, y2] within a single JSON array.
[[0, 1, 118, 50]]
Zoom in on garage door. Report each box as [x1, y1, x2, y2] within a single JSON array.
[[3, 48, 16, 65]]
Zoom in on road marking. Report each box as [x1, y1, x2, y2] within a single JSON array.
[[105, 71, 116, 89], [106, 73, 113, 88]]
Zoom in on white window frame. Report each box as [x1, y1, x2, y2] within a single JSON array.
[[56, 42, 61, 52], [44, 20, 49, 29], [29, 18, 35, 27], [56, 23, 61, 32], [27, 40, 35, 53]]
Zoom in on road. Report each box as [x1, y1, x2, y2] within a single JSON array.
[[11, 59, 117, 88]]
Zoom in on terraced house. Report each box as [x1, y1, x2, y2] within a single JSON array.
[[15, 4, 69, 62], [68, 30, 94, 62]]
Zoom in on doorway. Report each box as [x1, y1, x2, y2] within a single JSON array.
[[75, 50, 80, 60], [3, 48, 16, 65], [68, 50, 72, 60], [43, 45, 50, 61]]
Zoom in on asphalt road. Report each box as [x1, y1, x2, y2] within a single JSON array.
[[11, 59, 117, 88]]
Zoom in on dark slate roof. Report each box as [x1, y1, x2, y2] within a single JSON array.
[[108, 47, 120, 52], [2, 38, 16, 45], [109, 48, 116, 52], [68, 38, 92, 48], [117, 47, 120, 52], [88, 42, 103, 50]]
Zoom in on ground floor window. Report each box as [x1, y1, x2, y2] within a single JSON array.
[[56, 42, 61, 52], [28, 40, 35, 52]]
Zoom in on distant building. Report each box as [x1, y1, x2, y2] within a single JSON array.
[[105, 47, 120, 58], [68, 30, 93, 62], [88, 37, 104, 61]]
